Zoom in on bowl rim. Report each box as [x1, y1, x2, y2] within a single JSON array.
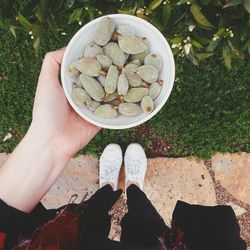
[[61, 14, 175, 130]]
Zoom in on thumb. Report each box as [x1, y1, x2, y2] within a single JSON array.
[[38, 47, 66, 86]]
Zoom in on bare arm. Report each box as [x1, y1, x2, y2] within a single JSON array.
[[0, 48, 100, 213]]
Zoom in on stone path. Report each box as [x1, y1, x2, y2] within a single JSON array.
[[0, 152, 249, 248]]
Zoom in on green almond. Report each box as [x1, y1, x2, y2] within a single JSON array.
[[94, 17, 115, 46], [136, 65, 159, 83], [94, 104, 118, 119], [105, 65, 119, 94], [79, 73, 105, 101], [74, 58, 101, 77], [141, 95, 154, 113], [103, 42, 126, 68], [84, 44, 103, 58], [118, 35, 148, 55], [72, 88, 91, 108], [118, 103, 142, 116], [124, 87, 149, 102], [144, 52, 163, 72]]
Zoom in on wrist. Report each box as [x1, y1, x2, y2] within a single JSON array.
[[27, 122, 71, 167], [0, 124, 70, 212]]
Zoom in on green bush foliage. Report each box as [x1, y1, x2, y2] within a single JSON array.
[[1, 0, 250, 69], [0, 23, 249, 158]]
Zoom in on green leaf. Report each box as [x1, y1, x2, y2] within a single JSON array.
[[35, 7, 44, 23], [223, 44, 232, 69], [243, 39, 250, 55], [148, 0, 163, 11], [31, 23, 42, 37], [199, 0, 212, 6], [170, 36, 183, 44], [193, 35, 211, 45], [52, 0, 64, 11], [172, 47, 179, 55], [191, 39, 204, 48], [227, 40, 243, 58], [117, 7, 136, 14], [176, 0, 188, 5], [162, 4, 171, 26], [18, 12, 32, 30], [136, 13, 151, 21], [33, 37, 40, 56], [216, 27, 225, 36], [196, 52, 214, 60], [206, 39, 220, 52], [151, 18, 164, 32], [242, 0, 250, 13], [223, 0, 241, 8], [68, 8, 83, 24], [187, 52, 199, 66], [190, 3, 216, 30], [65, 0, 75, 9], [9, 25, 17, 38]]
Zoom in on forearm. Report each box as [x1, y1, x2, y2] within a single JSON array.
[[0, 124, 69, 213]]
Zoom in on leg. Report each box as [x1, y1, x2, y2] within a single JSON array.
[[121, 184, 169, 247], [121, 143, 170, 247], [83, 143, 123, 239], [83, 184, 122, 239]]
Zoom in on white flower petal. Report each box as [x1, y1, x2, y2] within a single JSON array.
[[3, 132, 12, 142]]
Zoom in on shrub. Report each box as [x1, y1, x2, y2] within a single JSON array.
[[0, 0, 249, 68]]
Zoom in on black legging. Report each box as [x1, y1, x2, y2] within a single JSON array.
[[83, 184, 168, 248]]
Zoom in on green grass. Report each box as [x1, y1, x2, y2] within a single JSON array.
[[0, 24, 249, 159]]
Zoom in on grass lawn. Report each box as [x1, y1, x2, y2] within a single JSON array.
[[0, 23, 249, 159]]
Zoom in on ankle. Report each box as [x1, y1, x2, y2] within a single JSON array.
[[101, 182, 115, 190], [126, 180, 140, 190]]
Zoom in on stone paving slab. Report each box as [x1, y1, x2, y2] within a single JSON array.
[[212, 152, 250, 205]]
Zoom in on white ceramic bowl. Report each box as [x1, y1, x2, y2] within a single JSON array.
[[61, 14, 175, 129]]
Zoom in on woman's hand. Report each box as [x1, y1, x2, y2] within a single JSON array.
[[31, 48, 100, 160], [0, 48, 100, 212]]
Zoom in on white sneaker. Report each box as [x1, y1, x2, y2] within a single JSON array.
[[124, 143, 147, 190], [99, 143, 123, 190]]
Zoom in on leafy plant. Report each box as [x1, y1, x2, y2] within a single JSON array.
[[0, 0, 249, 68]]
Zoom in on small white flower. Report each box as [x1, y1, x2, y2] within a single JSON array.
[[177, 42, 182, 46], [187, 36, 191, 41], [78, 21, 82, 25], [31, 35, 34, 40], [85, 7, 88, 10], [226, 28, 229, 31], [184, 43, 192, 55], [171, 44, 177, 48], [144, 6, 147, 9], [145, 12, 149, 15], [29, 31, 32, 35], [179, 46, 183, 50], [120, 0, 123, 2], [188, 25, 195, 32], [137, 8, 144, 14], [230, 33, 234, 37], [3, 132, 12, 142], [187, 1, 191, 5], [163, 1, 167, 5], [212, 34, 219, 41], [98, 11, 102, 14], [183, 39, 187, 43], [216, 13, 219, 16], [61, 32, 66, 35]]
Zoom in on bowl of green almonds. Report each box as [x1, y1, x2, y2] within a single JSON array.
[[61, 14, 175, 129]]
